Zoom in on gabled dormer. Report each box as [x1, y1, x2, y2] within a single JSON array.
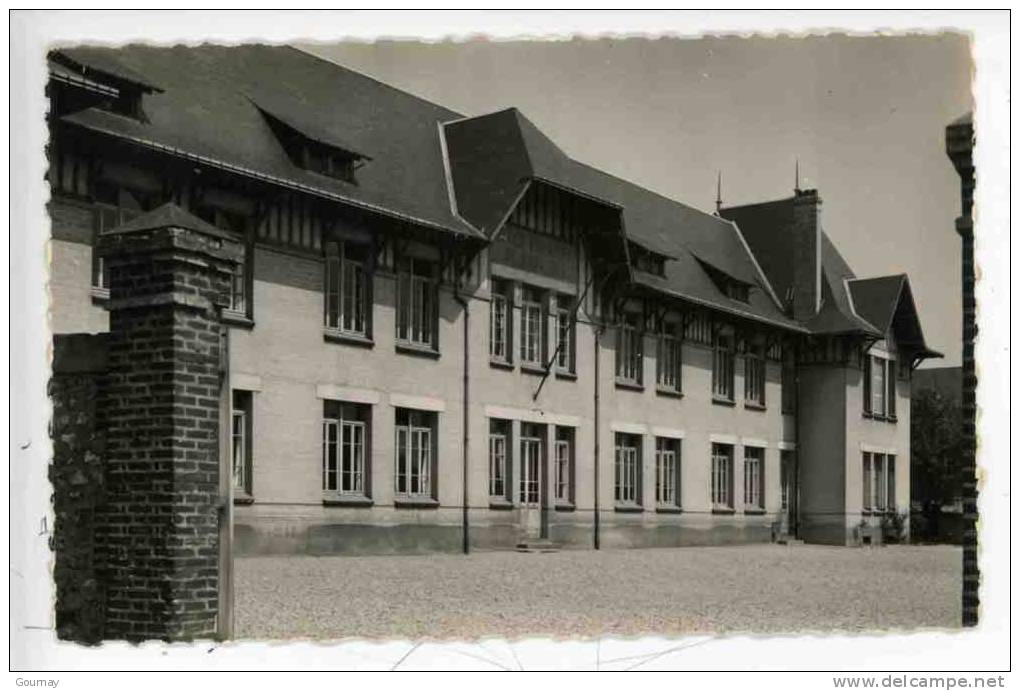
[[48, 49, 161, 121]]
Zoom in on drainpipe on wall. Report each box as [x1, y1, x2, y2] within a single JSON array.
[[453, 276, 470, 555], [593, 325, 602, 550]]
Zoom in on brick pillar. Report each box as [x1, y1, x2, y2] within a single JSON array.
[[791, 189, 822, 321], [97, 205, 242, 641], [946, 114, 978, 627]]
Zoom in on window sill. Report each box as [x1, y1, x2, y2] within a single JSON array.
[[324, 329, 374, 348], [233, 494, 254, 506], [489, 358, 514, 371], [743, 508, 766, 515], [396, 342, 440, 359], [322, 494, 374, 508], [488, 498, 514, 511], [554, 370, 578, 381], [655, 505, 683, 514], [712, 396, 736, 407], [655, 386, 684, 399], [615, 379, 644, 392], [394, 497, 440, 509], [711, 507, 736, 515], [90, 286, 110, 305], [743, 401, 767, 412], [614, 504, 644, 513], [554, 502, 576, 512], [223, 312, 255, 330], [520, 362, 548, 376]]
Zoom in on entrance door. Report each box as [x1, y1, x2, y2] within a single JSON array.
[[780, 450, 798, 537], [519, 432, 543, 539]]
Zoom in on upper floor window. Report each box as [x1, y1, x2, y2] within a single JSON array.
[[520, 285, 546, 367], [489, 279, 512, 363], [655, 437, 681, 509], [614, 432, 642, 508], [744, 344, 766, 408], [395, 408, 435, 500], [91, 184, 144, 294], [864, 353, 897, 420], [712, 331, 735, 402], [227, 259, 247, 316], [396, 257, 437, 350], [323, 400, 371, 498], [555, 294, 576, 374], [325, 241, 369, 337], [656, 321, 682, 394], [616, 312, 643, 386]]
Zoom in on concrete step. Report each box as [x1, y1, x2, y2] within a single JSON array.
[[776, 535, 804, 546], [515, 540, 560, 553]]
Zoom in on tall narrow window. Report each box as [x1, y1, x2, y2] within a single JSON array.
[[781, 350, 796, 414], [655, 437, 681, 508], [324, 241, 369, 337], [743, 446, 765, 510], [744, 345, 766, 407], [711, 443, 734, 510], [871, 355, 887, 417], [488, 418, 510, 501], [396, 257, 436, 349], [395, 408, 435, 499], [616, 312, 643, 385], [874, 453, 888, 512], [555, 294, 576, 374], [92, 201, 141, 294], [520, 285, 545, 366], [519, 423, 543, 504], [489, 279, 512, 362], [554, 426, 574, 504], [614, 433, 641, 507], [227, 258, 247, 315], [887, 360, 897, 419], [231, 390, 253, 498], [862, 452, 873, 512], [656, 322, 682, 393], [323, 401, 370, 498], [887, 455, 897, 510], [712, 331, 735, 401]]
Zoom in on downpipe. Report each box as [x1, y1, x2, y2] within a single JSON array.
[[453, 281, 470, 555]]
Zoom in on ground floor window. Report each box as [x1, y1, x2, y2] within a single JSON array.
[[655, 437, 681, 508], [615, 432, 642, 507], [323, 400, 371, 497], [743, 446, 765, 510], [711, 443, 734, 510], [519, 423, 543, 505], [231, 390, 253, 496], [395, 408, 435, 499], [863, 452, 896, 512], [554, 426, 574, 504], [488, 418, 510, 501]]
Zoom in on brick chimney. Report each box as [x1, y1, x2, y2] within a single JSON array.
[[790, 188, 823, 321]]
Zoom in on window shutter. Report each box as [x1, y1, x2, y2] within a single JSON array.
[[863, 356, 872, 414], [887, 360, 897, 417]]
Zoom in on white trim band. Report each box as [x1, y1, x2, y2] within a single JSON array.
[[231, 373, 263, 392], [483, 405, 580, 427], [709, 433, 738, 445], [390, 393, 446, 412], [610, 421, 648, 435], [860, 442, 898, 455], [651, 426, 686, 440], [316, 384, 382, 405], [777, 441, 797, 451], [741, 437, 769, 449]]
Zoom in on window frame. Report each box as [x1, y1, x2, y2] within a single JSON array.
[[655, 321, 683, 395], [231, 390, 254, 501], [615, 312, 644, 387], [324, 240, 371, 340], [711, 443, 734, 511], [518, 424, 543, 505], [395, 257, 438, 351], [322, 400, 371, 501], [712, 331, 736, 403], [488, 418, 511, 503], [554, 294, 576, 375], [519, 285, 546, 368], [394, 408, 436, 501], [489, 279, 513, 364], [554, 426, 575, 506], [743, 344, 767, 408], [654, 437, 681, 509], [743, 446, 765, 511], [614, 432, 642, 508]]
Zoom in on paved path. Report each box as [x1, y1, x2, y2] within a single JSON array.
[[234, 544, 961, 640]]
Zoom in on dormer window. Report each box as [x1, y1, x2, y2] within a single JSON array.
[[256, 104, 368, 184], [629, 243, 666, 277], [48, 52, 158, 122], [697, 258, 751, 303]]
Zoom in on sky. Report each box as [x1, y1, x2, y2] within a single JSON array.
[[299, 34, 973, 367]]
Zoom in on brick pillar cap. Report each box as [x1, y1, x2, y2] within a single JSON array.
[[103, 202, 235, 241]]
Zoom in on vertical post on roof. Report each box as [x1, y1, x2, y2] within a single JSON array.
[[715, 171, 723, 214], [795, 159, 801, 193]]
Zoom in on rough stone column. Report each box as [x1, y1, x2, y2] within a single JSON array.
[[97, 205, 242, 641]]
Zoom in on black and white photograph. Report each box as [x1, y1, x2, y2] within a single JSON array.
[[8, 9, 1011, 679]]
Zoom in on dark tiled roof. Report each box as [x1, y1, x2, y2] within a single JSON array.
[[810, 232, 881, 336], [718, 197, 798, 302], [444, 108, 795, 330], [52, 47, 163, 92], [53, 44, 480, 238], [849, 274, 941, 358]]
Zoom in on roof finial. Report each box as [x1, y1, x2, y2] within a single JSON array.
[[715, 170, 723, 213], [795, 159, 801, 193]]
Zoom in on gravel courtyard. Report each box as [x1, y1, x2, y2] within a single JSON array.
[[234, 544, 961, 640]]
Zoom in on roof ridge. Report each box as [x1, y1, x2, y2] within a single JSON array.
[[287, 46, 465, 120], [571, 159, 719, 221]]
